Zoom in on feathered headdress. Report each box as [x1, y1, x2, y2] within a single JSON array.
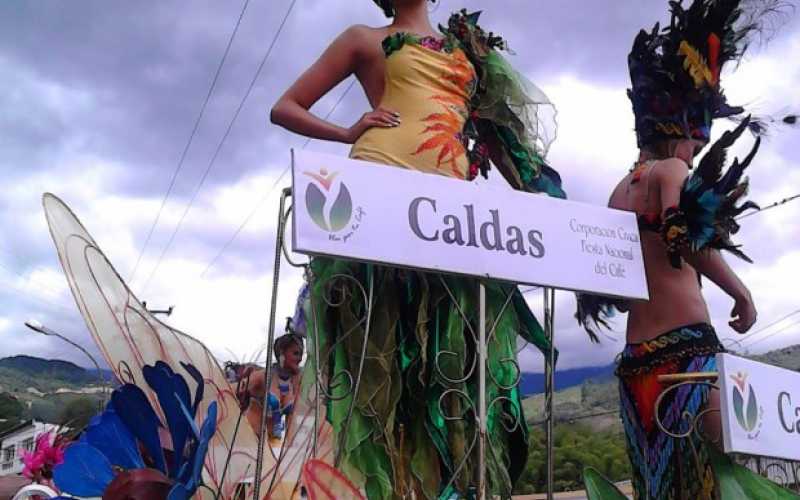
[[628, 0, 788, 148]]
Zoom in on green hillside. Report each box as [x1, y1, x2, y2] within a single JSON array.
[[0, 356, 107, 432], [0, 355, 95, 385]]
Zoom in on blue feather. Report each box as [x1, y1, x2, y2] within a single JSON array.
[[697, 191, 722, 211], [175, 388, 202, 490], [180, 361, 205, 418], [167, 483, 190, 500], [111, 383, 167, 474], [144, 361, 193, 478], [177, 393, 201, 438], [51, 363, 214, 498], [82, 407, 145, 470], [181, 401, 217, 492], [53, 443, 115, 497]]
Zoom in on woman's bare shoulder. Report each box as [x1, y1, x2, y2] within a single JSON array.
[[338, 24, 387, 44], [652, 157, 690, 181], [329, 24, 387, 59], [607, 175, 631, 210]]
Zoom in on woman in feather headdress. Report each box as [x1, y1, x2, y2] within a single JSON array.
[[270, 0, 563, 497], [576, 1, 794, 498]]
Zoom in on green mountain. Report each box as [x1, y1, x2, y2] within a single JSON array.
[[0, 356, 107, 432], [0, 355, 96, 385]]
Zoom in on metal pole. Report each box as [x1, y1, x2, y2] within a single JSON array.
[[478, 281, 487, 500], [24, 321, 108, 407], [544, 288, 556, 500], [309, 268, 321, 459], [252, 186, 292, 500]]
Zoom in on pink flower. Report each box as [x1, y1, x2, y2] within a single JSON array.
[[20, 432, 65, 481], [419, 36, 446, 53]]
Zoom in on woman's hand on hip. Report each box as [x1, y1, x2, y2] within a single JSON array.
[[346, 108, 400, 143]]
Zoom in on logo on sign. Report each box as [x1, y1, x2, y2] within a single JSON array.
[[730, 371, 762, 439], [303, 169, 352, 231], [303, 169, 364, 242]]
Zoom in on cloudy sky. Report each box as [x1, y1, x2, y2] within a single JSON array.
[[1, 0, 798, 373]]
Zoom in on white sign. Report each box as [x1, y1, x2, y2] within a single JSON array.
[[291, 150, 648, 299], [718, 353, 800, 461]]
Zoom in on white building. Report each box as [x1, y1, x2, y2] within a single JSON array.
[[0, 420, 59, 476]]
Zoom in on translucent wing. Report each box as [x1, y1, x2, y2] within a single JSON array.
[[301, 459, 364, 500], [42, 193, 333, 499]]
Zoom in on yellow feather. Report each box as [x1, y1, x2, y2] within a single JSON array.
[[678, 41, 714, 88], [656, 122, 684, 136]]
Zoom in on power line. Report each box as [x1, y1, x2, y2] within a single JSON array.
[[199, 78, 357, 277], [140, 0, 299, 294], [744, 317, 800, 351], [744, 308, 800, 342], [742, 312, 800, 351], [129, 0, 252, 283], [737, 307, 800, 350], [737, 193, 800, 220]]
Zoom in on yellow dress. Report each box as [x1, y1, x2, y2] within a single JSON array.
[[351, 36, 475, 179], [309, 32, 554, 500]]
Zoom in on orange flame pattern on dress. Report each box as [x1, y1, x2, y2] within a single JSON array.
[[412, 50, 474, 177]]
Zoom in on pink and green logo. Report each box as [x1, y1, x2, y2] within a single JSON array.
[[730, 371, 761, 438], [303, 169, 353, 232]]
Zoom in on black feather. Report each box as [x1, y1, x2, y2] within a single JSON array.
[[695, 115, 752, 186], [575, 293, 627, 343], [717, 135, 760, 195], [681, 119, 760, 263]]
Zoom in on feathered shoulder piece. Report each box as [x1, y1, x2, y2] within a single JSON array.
[[665, 116, 761, 267], [441, 10, 566, 198], [575, 293, 628, 343], [628, 0, 791, 147]]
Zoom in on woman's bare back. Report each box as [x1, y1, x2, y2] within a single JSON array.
[[608, 160, 710, 343]]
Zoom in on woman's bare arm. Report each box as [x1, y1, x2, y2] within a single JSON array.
[[655, 158, 689, 218], [685, 250, 756, 332], [270, 25, 399, 144], [657, 159, 756, 332]]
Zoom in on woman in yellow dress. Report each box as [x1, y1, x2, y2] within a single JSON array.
[[271, 1, 564, 498]]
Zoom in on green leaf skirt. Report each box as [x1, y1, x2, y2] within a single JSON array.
[[306, 257, 554, 499]]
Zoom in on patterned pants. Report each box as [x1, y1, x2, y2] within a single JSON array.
[[617, 323, 724, 500]]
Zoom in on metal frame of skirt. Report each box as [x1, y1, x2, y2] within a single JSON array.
[[252, 187, 559, 500]]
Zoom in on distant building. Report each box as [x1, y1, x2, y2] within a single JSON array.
[[0, 420, 59, 476]]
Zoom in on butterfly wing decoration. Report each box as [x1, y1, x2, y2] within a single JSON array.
[[301, 459, 365, 500], [42, 193, 333, 499]]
